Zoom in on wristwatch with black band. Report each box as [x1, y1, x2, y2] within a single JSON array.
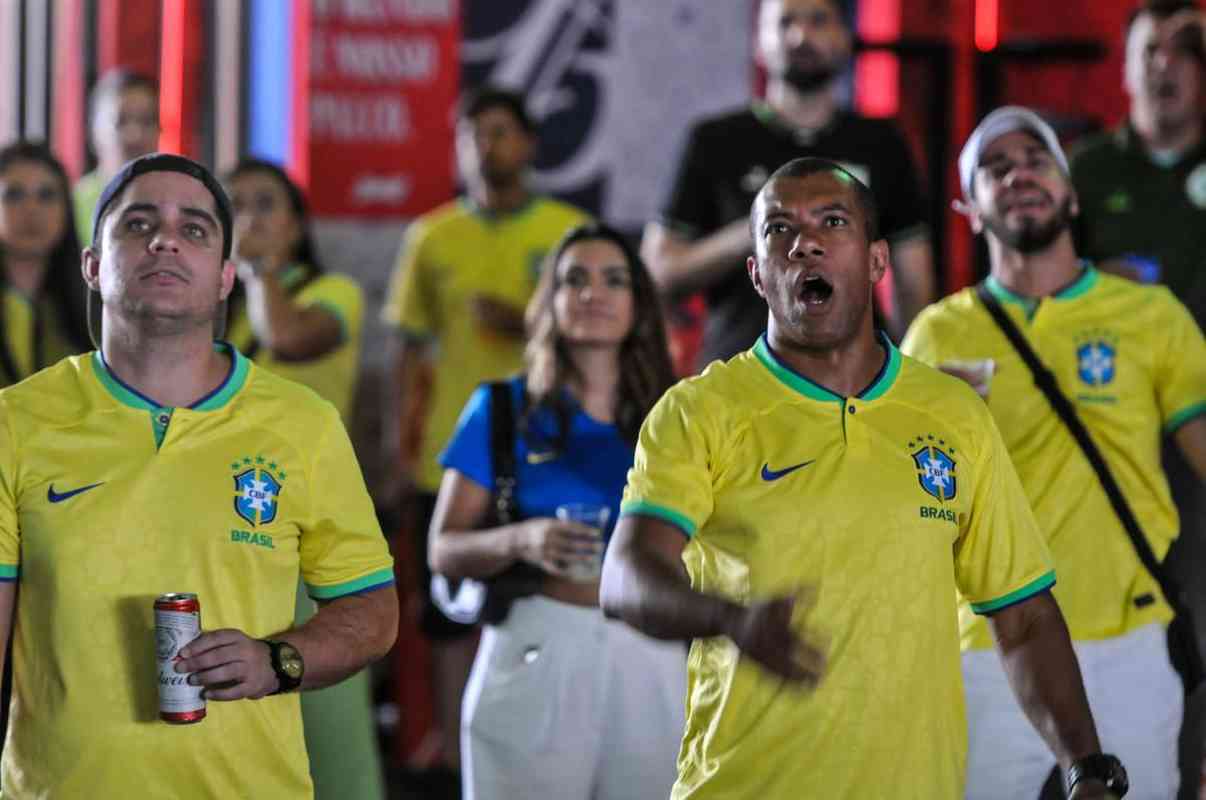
[[262, 639, 304, 695], [1067, 753, 1128, 798]]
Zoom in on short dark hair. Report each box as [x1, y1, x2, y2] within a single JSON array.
[[751, 157, 881, 243], [89, 69, 158, 128], [1125, 1, 1202, 51], [458, 85, 535, 134]]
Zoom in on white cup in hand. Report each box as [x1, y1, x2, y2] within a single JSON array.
[[555, 503, 609, 582], [939, 358, 995, 399]]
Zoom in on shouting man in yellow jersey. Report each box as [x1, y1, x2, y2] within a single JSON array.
[[905, 107, 1206, 800], [0, 154, 398, 798], [601, 157, 1126, 799]]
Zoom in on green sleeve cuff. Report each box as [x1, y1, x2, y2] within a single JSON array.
[[307, 567, 395, 600], [1165, 401, 1206, 435], [970, 570, 1056, 615], [620, 501, 697, 537], [0, 564, 18, 582]]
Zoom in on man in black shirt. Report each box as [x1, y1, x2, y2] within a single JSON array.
[[642, 0, 933, 367]]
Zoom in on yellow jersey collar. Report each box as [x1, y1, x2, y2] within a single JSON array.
[[985, 262, 1098, 310], [753, 331, 901, 403], [90, 341, 250, 412]]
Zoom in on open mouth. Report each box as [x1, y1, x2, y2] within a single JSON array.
[[799, 274, 834, 305]]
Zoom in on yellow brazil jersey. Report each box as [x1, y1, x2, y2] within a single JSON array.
[[621, 335, 1053, 800], [227, 266, 364, 423], [381, 196, 587, 491], [0, 345, 394, 799], [1, 286, 82, 389], [903, 265, 1206, 649]]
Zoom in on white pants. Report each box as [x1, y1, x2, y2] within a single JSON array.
[[963, 623, 1182, 800], [461, 595, 686, 800]]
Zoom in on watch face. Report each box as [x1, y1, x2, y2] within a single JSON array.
[[280, 644, 304, 679]]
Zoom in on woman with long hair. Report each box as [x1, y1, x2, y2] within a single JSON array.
[[224, 160, 381, 800], [0, 142, 91, 388], [430, 222, 686, 799], [224, 158, 363, 422]]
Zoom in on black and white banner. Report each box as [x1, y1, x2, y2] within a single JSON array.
[[462, 0, 753, 229]]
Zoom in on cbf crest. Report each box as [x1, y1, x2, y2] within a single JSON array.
[[908, 436, 957, 503], [1075, 329, 1119, 387], [231, 455, 287, 526]]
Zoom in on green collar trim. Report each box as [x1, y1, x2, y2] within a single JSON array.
[[278, 264, 308, 290], [753, 332, 901, 403], [91, 342, 250, 412], [985, 263, 1098, 309]]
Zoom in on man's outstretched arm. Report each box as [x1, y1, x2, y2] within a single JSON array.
[[600, 514, 824, 685]]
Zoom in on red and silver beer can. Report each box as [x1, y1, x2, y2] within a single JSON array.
[[155, 593, 206, 724]]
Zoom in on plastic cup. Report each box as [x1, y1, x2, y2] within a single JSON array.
[[940, 358, 995, 398], [555, 503, 609, 582]]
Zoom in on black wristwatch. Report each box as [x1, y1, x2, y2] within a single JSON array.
[[1067, 753, 1128, 798], [262, 639, 304, 695]]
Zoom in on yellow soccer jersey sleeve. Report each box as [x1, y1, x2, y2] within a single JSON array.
[[299, 408, 395, 598], [952, 395, 1057, 613], [1153, 288, 1206, 432], [621, 378, 717, 536], [381, 215, 437, 337]]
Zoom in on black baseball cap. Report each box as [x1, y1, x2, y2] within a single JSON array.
[[90, 152, 234, 259]]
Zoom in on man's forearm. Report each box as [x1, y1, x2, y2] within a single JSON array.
[[992, 593, 1101, 768], [281, 585, 399, 691], [601, 544, 741, 641], [643, 220, 751, 297]]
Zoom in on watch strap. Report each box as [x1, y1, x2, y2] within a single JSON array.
[[262, 639, 303, 695], [1067, 753, 1128, 797]]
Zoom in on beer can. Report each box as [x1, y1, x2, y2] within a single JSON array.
[[155, 593, 206, 724]]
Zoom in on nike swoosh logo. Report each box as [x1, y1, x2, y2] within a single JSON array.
[[760, 461, 815, 481], [47, 482, 105, 503]]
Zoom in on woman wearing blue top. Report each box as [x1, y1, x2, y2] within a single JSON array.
[[430, 223, 686, 799]]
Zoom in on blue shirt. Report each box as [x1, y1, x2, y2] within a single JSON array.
[[440, 377, 634, 544]]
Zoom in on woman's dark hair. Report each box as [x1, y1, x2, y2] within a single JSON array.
[[0, 141, 92, 359], [523, 222, 675, 447]]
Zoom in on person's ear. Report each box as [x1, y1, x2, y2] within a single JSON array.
[[747, 254, 766, 299], [81, 247, 101, 291], [219, 259, 236, 301], [868, 240, 889, 284], [952, 198, 985, 235]]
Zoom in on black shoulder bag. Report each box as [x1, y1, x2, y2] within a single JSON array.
[[976, 282, 1203, 692], [429, 381, 544, 626]]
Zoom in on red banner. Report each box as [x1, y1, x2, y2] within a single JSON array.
[[308, 0, 460, 218]]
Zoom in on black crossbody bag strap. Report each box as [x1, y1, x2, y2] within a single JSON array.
[[488, 381, 518, 523], [975, 283, 1203, 683]]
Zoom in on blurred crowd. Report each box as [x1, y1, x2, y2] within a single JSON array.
[[1, 0, 1205, 799]]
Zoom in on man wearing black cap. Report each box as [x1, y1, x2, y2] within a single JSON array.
[[0, 154, 398, 798]]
